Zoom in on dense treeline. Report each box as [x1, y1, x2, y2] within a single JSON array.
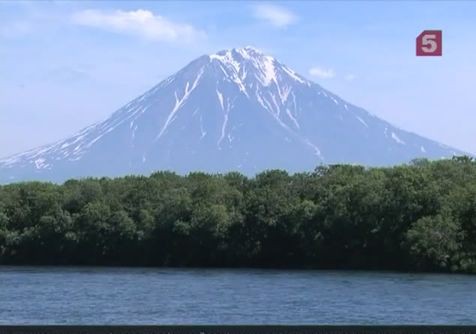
[[1, 157, 476, 273]]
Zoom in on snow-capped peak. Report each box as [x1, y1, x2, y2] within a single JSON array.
[[209, 46, 308, 88], [209, 46, 265, 60]]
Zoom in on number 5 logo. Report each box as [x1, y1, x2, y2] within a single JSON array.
[[416, 30, 442, 56]]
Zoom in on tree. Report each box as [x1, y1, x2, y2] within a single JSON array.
[[405, 214, 463, 271]]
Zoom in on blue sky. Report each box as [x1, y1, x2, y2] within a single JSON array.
[[1, 0, 475, 157]]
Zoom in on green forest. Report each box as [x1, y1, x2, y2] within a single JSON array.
[[1, 157, 476, 273]]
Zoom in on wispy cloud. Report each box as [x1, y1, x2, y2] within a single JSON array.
[[253, 4, 298, 28], [309, 67, 335, 79], [72, 9, 205, 42], [41, 65, 93, 84], [0, 21, 32, 39], [345, 73, 357, 81]]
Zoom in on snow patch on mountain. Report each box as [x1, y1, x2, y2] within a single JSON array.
[[391, 132, 406, 145]]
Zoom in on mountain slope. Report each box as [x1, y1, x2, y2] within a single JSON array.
[[0, 47, 464, 183]]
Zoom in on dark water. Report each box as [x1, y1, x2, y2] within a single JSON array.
[[0, 266, 475, 325]]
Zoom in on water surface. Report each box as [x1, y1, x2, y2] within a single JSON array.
[[0, 267, 475, 324]]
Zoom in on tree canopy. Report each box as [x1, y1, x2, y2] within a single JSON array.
[[1, 157, 476, 273]]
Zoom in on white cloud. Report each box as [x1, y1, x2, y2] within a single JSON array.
[[309, 67, 335, 79], [345, 73, 357, 81], [253, 4, 298, 28], [72, 9, 205, 42]]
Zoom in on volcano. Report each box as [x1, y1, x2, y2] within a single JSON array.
[[0, 47, 463, 183]]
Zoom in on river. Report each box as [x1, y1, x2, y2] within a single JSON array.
[[0, 267, 475, 324]]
